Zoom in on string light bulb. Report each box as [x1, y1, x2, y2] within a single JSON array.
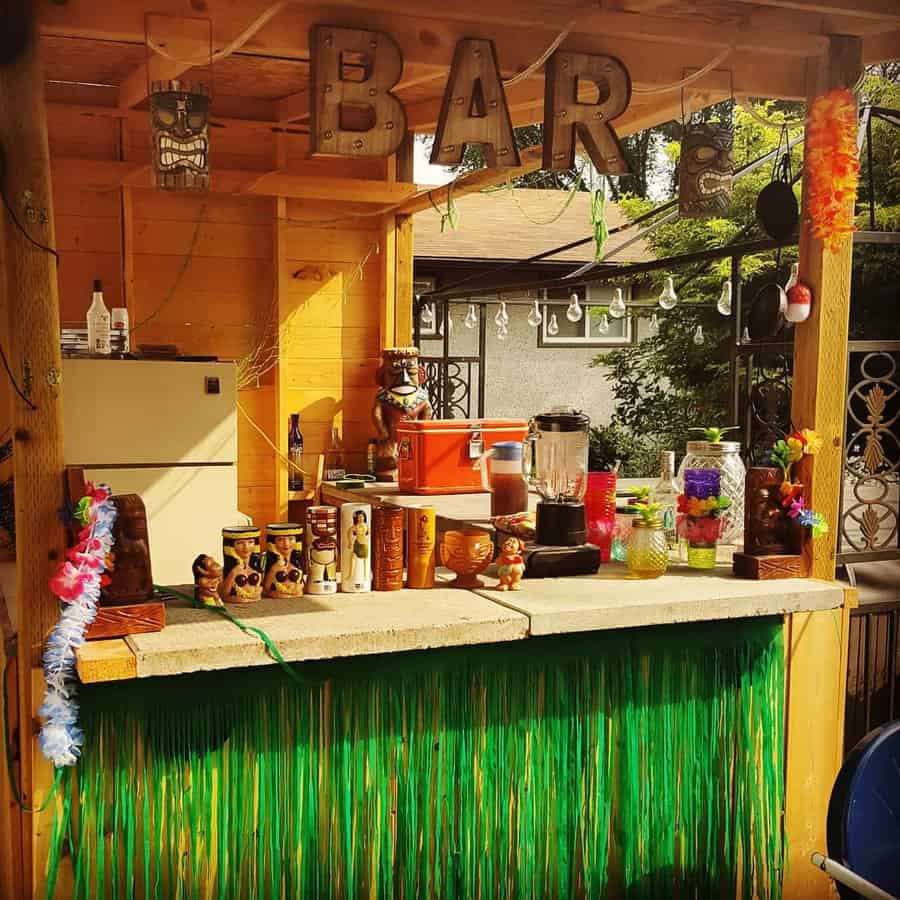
[[742, 325, 751, 344], [494, 301, 509, 328], [648, 313, 660, 336], [609, 287, 626, 319], [527, 300, 543, 327], [693, 324, 705, 346], [547, 313, 559, 336], [658, 276, 678, 310], [717, 279, 733, 316], [497, 320, 509, 341], [438, 312, 453, 337], [597, 313, 610, 335], [566, 292, 583, 323], [420, 300, 434, 326], [464, 303, 478, 329]]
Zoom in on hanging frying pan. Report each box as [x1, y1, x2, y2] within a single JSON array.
[[747, 282, 787, 341], [757, 180, 799, 241]]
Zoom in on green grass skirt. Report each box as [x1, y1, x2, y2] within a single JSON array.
[[48, 617, 785, 899]]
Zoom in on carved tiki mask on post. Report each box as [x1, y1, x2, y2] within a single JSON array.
[[372, 347, 433, 482], [678, 123, 733, 219], [149, 79, 210, 190]]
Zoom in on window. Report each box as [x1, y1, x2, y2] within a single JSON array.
[[537, 284, 633, 348]]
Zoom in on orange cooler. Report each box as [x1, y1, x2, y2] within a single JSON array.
[[397, 418, 529, 495]]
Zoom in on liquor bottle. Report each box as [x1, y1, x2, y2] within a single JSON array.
[[288, 413, 304, 492], [366, 438, 378, 478], [651, 450, 680, 549], [324, 427, 346, 482], [86, 280, 111, 355]]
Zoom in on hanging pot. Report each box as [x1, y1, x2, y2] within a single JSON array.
[[756, 180, 799, 241], [746, 282, 787, 341]]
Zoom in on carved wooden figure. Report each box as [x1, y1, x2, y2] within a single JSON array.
[[743, 467, 787, 556], [678, 122, 733, 218], [101, 494, 153, 605], [309, 24, 406, 158], [542, 51, 631, 173], [431, 38, 520, 168], [372, 347, 433, 482]]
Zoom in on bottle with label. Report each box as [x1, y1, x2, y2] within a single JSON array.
[[288, 413, 304, 492], [324, 427, 346, 482], [366, 438, 378, 478], [651, 450, 680, 550], [86, 280, 111, 355]]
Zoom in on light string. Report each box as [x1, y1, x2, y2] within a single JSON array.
[[632, 47, 734, 95], [40, 484, 117, 768], [738, 98, 804, 131], [237, 400, 307, 476], [503, 20, 576, 87]]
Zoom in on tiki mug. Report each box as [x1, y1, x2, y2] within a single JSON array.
[[341, 503, 372, 593], [440, 529, 493, 589], [305, 507, 339, 595], [743, 467, 787, 556], [192, 554, 224, 608], [372, 505, 404, 591], [220, 527, 263, 603], [406, 505, 436, 589], [264, 523, 305, 598]]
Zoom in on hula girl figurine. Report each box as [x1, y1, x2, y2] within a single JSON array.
[[263, 523, 304, 598], [220, 526, 263, 603], [341, 503, 371, 592]]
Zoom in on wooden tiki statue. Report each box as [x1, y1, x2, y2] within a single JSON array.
[[372, 347, 433, 482], [743, 467, 787, 556], [101, 494, 154, 605]]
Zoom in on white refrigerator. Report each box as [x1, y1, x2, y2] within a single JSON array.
[[62, 358, 246, 586]]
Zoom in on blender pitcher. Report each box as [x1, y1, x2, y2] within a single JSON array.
[[527, 408, 590, 546]]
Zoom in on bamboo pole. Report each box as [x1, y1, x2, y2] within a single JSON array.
[[0, 10, 67, 897]]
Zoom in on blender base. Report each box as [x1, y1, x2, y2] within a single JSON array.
[[535, 501, 587, 547], [496, 531, 601, 579]]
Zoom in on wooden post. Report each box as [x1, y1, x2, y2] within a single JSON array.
[[0, 12, 68, 898], [790, 35, 862, 581], [381, 131, 415, 348]]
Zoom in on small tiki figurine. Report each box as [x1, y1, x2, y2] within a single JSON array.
[[101, 494, 153, 605], [306, 506, 338, 595], [495, 536, 526, 591], [192, 554, 224, 608], [264, 523, 305, 598], [220, 526, 263, 603], [372, 347, 433, 482]]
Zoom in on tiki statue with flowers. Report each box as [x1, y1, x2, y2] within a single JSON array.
[[372, 347, 433, 482]]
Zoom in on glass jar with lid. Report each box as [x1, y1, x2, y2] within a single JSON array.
[[627, 517, 668, 579], [677, 440, 746, 544]]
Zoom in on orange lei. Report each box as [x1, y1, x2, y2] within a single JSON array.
[[805, 87, 859, 253]]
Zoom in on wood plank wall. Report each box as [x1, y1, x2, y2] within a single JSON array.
[[40, 105, 391, 529]]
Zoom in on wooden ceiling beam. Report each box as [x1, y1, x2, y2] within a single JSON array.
[[863, 29, 900, 64], [726, 0, 900, 23], [39, 0, 820, 91], [50, 156, 417, 203]]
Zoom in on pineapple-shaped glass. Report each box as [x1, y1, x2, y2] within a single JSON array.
[[627, 517, 668, 578]]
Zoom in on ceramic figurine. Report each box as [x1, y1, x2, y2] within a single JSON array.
[[305, 506, 338, 595], [440, 529, 493, 589], [372, 505, 404, 590], [372, 347, 433, 482], [341, 503, 372, 593], [220, 526, 263, 603], [263, 523, 304, 597], [495, 536, 526, 591], [192, 554, 224, 607]]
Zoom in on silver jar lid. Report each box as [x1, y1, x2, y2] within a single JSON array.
[[685, 440, 741, 455]]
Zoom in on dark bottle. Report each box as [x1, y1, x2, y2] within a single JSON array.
[[288, 413, 304, 492]]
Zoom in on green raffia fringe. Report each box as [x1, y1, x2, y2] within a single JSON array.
[[47, 618, 785, 899]]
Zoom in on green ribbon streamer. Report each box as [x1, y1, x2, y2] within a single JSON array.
[[591, 180, 609, 261], [46, 619, 786, 899]]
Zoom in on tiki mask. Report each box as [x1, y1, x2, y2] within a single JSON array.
[[372, 347, 433, 482], [679, 123, 733, 219], [150, 79, 210, 190]]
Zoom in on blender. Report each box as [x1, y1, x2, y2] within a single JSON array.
[[527, 408, 590, 547]]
